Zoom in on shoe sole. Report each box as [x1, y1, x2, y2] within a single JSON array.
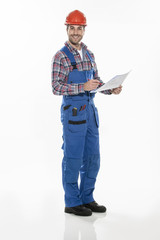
[[89, 209, 107, 213]]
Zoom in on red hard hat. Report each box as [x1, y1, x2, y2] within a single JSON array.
[[65, 10, 87, 26]]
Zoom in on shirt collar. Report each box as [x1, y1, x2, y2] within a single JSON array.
[[64, 41, 87, 54]]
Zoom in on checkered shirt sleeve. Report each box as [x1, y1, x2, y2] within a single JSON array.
[[51, 51, 85, 96]]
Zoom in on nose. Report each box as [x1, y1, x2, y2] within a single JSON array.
[[73, 28, 78, 35]]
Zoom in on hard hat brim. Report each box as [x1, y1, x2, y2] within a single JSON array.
[[65, 22, 87, 26]]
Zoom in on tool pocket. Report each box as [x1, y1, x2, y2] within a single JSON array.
[[68, 111, 87, 133]]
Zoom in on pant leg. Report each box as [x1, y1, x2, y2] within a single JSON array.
[[80, 104, 100, 204], [61, 103, 87, 207], [62, 158, 83, 207]]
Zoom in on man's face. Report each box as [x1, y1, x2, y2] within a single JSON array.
[[67, 25, 85, 46]]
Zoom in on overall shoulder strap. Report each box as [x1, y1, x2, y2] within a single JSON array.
[[60, 46, 76, 65], [86, 50, 94, 64]]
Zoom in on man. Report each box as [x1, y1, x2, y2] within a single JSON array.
[[51, 10, 122, 216]]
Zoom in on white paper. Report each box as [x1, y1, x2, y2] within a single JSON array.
[[91, 71, 131, 93]]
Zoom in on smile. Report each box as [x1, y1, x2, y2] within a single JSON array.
[[72, 36, 80, 39]]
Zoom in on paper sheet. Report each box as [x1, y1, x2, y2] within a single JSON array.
[[91, 71, 131, 93]]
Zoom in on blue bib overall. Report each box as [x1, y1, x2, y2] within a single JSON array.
[[61, 46, 100, 207]]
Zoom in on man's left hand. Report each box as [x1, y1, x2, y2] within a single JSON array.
[[111, 85, 122, 94]]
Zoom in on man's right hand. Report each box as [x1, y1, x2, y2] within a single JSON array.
[[83, 79, 100, 91]]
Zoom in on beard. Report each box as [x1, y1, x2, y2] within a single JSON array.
[[69, 35, 83, 46]]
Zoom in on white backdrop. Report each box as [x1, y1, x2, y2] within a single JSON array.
[[0, 0, 160, 239]]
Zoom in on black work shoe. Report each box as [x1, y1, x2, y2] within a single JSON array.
[[65, 205, 92, 216], [83, 201, 107, 213]]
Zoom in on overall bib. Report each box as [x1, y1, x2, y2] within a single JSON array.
[[61, 46, 100, 207]]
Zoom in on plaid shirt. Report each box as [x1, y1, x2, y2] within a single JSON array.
[[51, 41, 112, 95]]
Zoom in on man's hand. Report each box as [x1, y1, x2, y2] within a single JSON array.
[[84, 79, 100, 91], [111, 85, 122, 94]]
